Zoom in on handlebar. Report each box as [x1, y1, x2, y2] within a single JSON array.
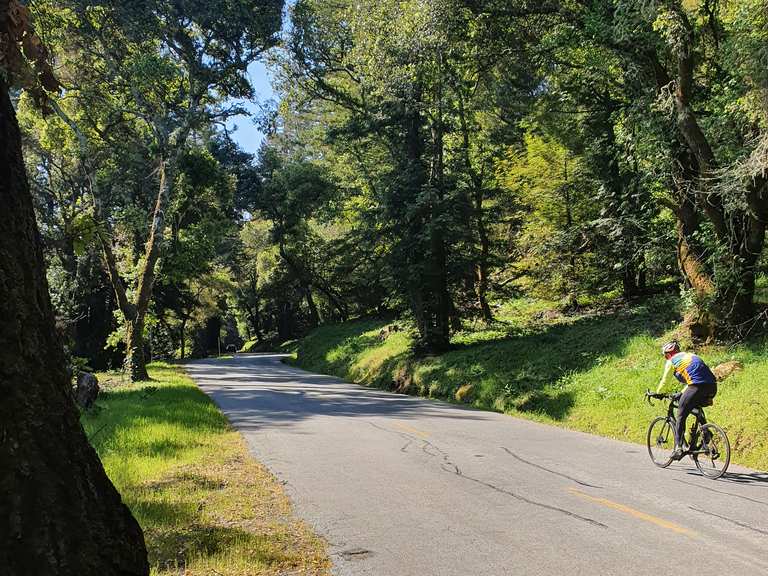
[[644, 390, 678, 405]]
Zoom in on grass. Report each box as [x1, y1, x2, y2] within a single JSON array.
[[82, 363, 330, 576], [291, 296, 768, 471]]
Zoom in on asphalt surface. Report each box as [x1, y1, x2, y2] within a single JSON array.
[[186, 354, 768, 576]]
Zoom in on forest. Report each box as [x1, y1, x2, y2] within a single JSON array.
[[1, 0, 767, 572], [7, 0, 767, 380]]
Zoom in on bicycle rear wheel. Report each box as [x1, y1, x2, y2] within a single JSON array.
[[647, 416, 675, 468], [693, 423, 730, 479]]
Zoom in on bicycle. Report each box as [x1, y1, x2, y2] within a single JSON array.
[[644, 391, 731, 479]]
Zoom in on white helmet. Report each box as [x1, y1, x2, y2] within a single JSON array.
[[661, 341, 680, 355]]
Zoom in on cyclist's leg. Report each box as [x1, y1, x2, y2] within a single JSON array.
[[708, 381, 718, 408], [678, 385, 715, 449], [699, 383, 717, 442], [675, 386, 699, 451]]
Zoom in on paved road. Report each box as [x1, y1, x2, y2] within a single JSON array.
[[187, 354, 768, 576]]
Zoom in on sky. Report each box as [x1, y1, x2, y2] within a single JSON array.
[[225, 60, 277, 155], [226, 2, 293, 156]]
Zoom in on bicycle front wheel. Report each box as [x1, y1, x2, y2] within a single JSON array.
[[693, 423, 730, 479], [647, 416, 675, 468]]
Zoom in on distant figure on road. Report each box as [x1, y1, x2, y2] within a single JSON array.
[[656, 341, 717, 461]]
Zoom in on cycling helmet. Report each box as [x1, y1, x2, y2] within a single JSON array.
[[661, 341, 680, 355]]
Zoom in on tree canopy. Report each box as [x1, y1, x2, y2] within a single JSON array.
[[14, 0, 768, 370]]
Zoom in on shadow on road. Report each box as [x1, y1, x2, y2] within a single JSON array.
[[186, 354, 496, 433], [719, 472, 768, 485]]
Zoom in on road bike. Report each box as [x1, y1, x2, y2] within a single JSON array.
[[644, 391, 730, 479]]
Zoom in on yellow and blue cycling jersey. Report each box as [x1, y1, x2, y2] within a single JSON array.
[[656, 352, 716, 392]]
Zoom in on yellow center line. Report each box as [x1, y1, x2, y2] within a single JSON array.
[[392, 421, 430, 439], [568, 488, 698, 538]]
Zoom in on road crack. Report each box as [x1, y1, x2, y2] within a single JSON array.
[[368, 421, 606, 529], [500, 446, 603, 489], [674, 478, 768, 508], [457, 474, 607, 529], [689, 507, 768, 536]]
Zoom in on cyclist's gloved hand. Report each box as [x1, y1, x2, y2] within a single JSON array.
[[672, 392, 682, 401]]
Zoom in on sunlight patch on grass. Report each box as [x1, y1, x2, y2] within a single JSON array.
[[293, 297, 768, 471], [82, 363, 330, 576]]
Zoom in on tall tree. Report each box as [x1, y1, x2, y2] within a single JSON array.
[[0, 2, 148, 572], [30, 0, 283, 379], [653, 0, 768, 331]]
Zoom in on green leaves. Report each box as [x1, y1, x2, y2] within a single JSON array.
[[70, 211, 99, 256]]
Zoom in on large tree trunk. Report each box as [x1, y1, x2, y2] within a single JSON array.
[[0, 76, 148, 575], [117, 159, 174, 380], [469, 167, 493, 321], [663, 5, 766, 333], [50, 100, 174, 381], [250, 304, 264, 343], [674, 199, 715, 300], [428, 71, 451, 352], [407, 79, 450, 353], [179, 316, 188, 359], [665, 144, 718, 341], [134, 160, 172, 325], [124, 319, 149, 381], [722, 215, 766, 325], [456, 88, 493, 322], [674, 202, 717, 342], [304, 285, 321, 327]]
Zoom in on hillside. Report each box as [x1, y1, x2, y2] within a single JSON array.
[[288, 296, 768, 471]]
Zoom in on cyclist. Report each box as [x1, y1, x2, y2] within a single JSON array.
[[655, 341, 717, 460]]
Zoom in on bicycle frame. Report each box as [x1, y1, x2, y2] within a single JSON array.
[[663, 397, 709, 454], [646, 390, 729, 478]]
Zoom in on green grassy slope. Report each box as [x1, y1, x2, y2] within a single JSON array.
[[291, 297, 768, 471], [82, 363, 330, 576]]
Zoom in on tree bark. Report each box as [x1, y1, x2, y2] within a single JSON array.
[[134, 160, 172, 325], [304, 285, 321, 327], [179, 318, 187, 360], [562, 156, 579, 310], [674, 198, 715, 299], [667, 151, 717, 341], [426, 65, 452, 353], [119, 159, 175, 379], [122, 318, 147, 380], [50, 98, 158, 380], [469, 166, 492, 316], [0, 74, 148, 575], [250, 303, 264, 342], [456, 86, 493, 322], [658, 6, 767, 330]]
